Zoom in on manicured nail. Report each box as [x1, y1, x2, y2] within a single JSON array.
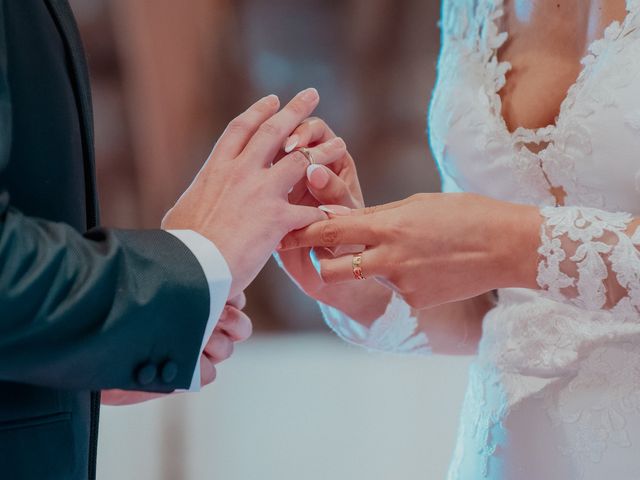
[[285, 135, 299, 153], [318, 205, 351, 216], [287, 186, 294, 194], [301, 87, 319, 101], [307, 164, 330, 189]]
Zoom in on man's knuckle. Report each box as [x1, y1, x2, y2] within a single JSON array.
[[227, 118, 249, 133], [288, 98, 307, 115], [259, 121, 282, 137]]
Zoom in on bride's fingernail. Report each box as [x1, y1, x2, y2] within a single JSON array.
[[307, 164, 330, 189], [319, 205, 351, 216], [287, 186, 294, 194], [284, 135, 299, 153]]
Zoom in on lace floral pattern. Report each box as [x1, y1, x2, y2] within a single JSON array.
[[537, 206, 640, 317], [431, 0, 640, 210], [317, 292, 431, 355], [447, 362, 510, 479], [429, 1, 640, 478], [540, 344, 640, 478]]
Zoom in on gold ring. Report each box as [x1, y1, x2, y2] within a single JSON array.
[[296, 147, 315, 165], [352, 252, 366, 280]]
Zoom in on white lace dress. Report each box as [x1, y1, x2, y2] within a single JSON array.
[[317, 0, 640, 478]]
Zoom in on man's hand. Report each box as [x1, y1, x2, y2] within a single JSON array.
[[101, 294, 252, 406], [162, 89, 348, 299]]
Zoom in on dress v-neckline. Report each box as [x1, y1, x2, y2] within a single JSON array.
[[485, 0, 636, 143], [476, 0, 638, 206]]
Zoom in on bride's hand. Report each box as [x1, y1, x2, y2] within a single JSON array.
[[274, 118, 392, 323], [284, 117, 363, 208], [280, 193, 541, 309]]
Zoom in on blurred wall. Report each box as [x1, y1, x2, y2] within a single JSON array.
[[70, 0, 443, 331]]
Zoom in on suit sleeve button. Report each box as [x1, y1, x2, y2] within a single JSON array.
[[160, 361, 179, 384], [136, 363, 157, 386]]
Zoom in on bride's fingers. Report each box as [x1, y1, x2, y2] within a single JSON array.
[[306, 164, 358, 207], [271, 137, 347, 193], [318, 197, 414, 218], [279, 215, 377, 250], [284, 117, 336, 153], [318, 247, 386, 284]]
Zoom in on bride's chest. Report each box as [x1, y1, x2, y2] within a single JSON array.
[[429, 5, 640, 212], [495, 0, 628, 133]]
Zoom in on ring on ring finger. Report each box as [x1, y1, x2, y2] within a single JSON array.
[[295, 147, 315, 166], [352, 251, 366, 280]]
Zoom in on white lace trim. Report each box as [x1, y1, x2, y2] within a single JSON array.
[[483, 0, 640, 208], [317, 292, 431, 355], [536, 206, 640, 318]]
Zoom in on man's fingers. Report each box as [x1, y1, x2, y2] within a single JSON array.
[[213, 95, 280, 159], [318, 247, 386, 284], [204, 331, 235, 363], [227, 292, 247, 310], [284, 117, 336, 153], [200, 357, 217, 386], [271, 138, 347, 193], [217, 306, 253, 342], [243, 88, 320, 166], [280, 215, 377, 250]]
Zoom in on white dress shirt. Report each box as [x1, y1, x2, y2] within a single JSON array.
[[166, 230, 231, 391]]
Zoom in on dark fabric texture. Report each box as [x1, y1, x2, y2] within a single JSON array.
[[0, 1, 212, 478]]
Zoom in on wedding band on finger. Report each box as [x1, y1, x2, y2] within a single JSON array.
[[295, 147, 315, 166], [352, 251, 366, 280]]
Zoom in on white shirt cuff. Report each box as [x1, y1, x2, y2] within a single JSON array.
[[166, 229, 232, 391]]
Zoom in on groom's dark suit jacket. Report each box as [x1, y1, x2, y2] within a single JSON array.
[[0, 1, 212, 478]]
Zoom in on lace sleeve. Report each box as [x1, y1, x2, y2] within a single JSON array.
[[317, 292, 431, 354], [536, 206, 640, 320]]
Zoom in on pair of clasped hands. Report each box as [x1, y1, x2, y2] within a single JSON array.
[[105, 88, 539, 403]]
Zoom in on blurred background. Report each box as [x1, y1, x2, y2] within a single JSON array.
[[68, 0, 474, 478]]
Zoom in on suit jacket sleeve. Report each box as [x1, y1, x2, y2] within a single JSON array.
[[0, 3, 210, 393]]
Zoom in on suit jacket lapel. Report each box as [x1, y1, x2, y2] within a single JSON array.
[[43, 0, 99, 227]]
